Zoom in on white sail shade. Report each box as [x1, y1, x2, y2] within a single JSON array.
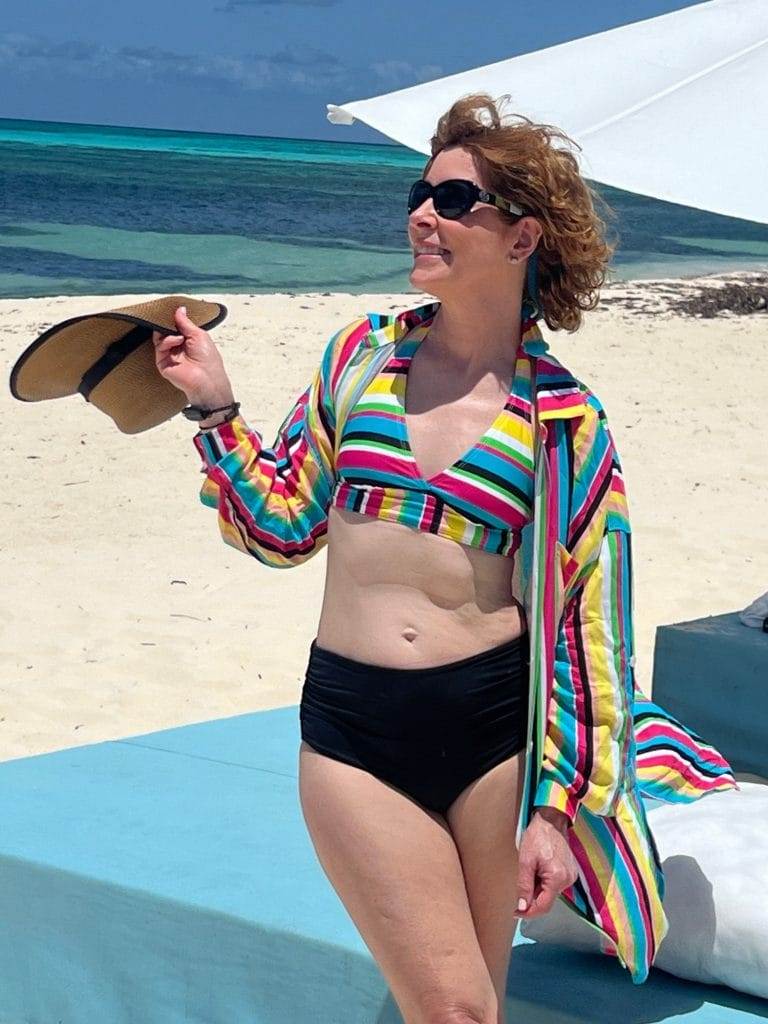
[[327, 0, 768, 224]]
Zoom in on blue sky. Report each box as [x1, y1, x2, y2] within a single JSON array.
[[1, 0, 705, 143]]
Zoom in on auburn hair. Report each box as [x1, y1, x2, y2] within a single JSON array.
[[424, 93, 619, 332]]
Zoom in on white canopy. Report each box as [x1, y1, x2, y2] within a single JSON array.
[[327, 0, 768, 225]]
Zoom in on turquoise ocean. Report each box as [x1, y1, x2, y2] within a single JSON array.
[[1, 117, 767, 300]]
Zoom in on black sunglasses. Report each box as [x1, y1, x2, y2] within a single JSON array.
[[407, 178, 526, 220]]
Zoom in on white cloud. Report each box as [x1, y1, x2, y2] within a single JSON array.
[[371, 60, 443, 87], [0, 32, 351, 91]]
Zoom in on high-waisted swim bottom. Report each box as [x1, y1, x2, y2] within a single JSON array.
[[299, 632, 530, 815]]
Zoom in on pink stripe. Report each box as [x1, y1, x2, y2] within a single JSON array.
[[473, 440, 535, 478], [605, 814, 655, 958], [568, 828, 617, 939], [539, 392, 584, 414], [636, 724, 732, 766], [349, 408, 402, 422], [217, 477, 326, 553], [541, 435, 559, 724], [331, 320, 371, 393], [347, 450, 420, 478], [364, 487, 385, 517], [636, 751, 730, 785], [445, 482, 526, 522]]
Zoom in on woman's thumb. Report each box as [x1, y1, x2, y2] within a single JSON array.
[[174, 304, 190, 326]]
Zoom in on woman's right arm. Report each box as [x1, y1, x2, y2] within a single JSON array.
[[192, 316, 370, 568]]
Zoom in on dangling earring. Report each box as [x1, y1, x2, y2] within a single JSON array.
[[521, 251, 542, 322]]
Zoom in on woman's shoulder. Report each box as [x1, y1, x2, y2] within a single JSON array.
[[569, 378, 630, 532], [537, 345, 627, 501], [318, 314, 373, 383], [322, 301, 440, 388], [531, 342, 613, 436]]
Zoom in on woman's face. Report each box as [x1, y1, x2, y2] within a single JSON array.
[[407, 145, 539, 303]]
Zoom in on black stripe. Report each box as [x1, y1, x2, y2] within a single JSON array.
[[571, 878, 597, 925], [343, 429, 410, 452], [636, 743, 724, 780], [609, 815, 657, 961], [571, 595, 594, 805], [535, 379, 580, 396], [427, 493, 444, 533], [317, 395, 335, 454], [223, 491, 328, 559], [569, 464, 612, 549], [452, 458, 532, 505]]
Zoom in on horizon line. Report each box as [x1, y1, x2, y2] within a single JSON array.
[[0, 114, 401, 149]]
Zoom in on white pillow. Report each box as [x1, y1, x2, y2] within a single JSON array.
[[520, 782, 768, 998]]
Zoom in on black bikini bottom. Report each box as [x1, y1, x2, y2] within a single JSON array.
[[299, 632, 530, 815]]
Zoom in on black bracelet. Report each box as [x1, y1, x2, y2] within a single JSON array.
[[183, 400, 241, 424], [202, 404, 241, 428]]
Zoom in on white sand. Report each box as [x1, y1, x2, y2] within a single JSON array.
[[2, 277, 766, 761]]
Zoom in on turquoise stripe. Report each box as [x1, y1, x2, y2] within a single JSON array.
[[587, 812, 649, 977]]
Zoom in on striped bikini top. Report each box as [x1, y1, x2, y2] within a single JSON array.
[[331, 317, 535, 557]]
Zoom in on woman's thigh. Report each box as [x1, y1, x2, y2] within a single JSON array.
[[298, 741, 499, 1024], [444, 748, 527, 1012]]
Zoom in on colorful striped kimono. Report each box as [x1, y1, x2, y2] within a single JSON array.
[[194, 301, 738, 984]]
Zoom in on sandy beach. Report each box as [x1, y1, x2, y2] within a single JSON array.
[[2, 274, 766, 762]]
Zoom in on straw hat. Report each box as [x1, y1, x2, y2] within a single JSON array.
[[9, 294, 228, 434]]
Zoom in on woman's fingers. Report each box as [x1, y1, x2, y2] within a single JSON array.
[[152, 331, 184, 350], [521, 874, 560, 917], [514, 822, 580, 920]]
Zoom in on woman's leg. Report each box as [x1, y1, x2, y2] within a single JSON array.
[[298, 741, 499, 1024], [444, 748, 527, 1024]]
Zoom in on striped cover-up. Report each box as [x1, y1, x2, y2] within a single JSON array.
[[333, 316, 535, 556], [193, 302, 738, 984]]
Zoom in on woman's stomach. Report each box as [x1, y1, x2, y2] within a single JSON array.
[[315, 505, 527, 669]]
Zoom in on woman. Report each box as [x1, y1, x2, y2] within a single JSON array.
[[153, 94, 737, 1023]]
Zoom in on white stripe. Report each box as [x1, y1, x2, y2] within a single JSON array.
[[635, 750, 718, 790], [484, 423, 534, 461], [342, 441, 417, 464]]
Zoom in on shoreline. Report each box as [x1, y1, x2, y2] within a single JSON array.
[[2, 268, 767, 312], [3, 280, 766, 761]]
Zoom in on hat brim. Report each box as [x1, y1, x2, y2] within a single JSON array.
[[9, 297, 227, 403]]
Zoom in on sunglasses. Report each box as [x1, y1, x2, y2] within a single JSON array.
[[407, 178, 526, 220]]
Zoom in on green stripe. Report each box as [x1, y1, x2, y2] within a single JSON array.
[[482, 434, 535, 470]]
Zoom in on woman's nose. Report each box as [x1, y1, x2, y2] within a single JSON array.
[[409, 199, 437, 224]]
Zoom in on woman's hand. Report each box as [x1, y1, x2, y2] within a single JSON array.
[[151, 305, 234, 406], [514, 807, 579, 918]]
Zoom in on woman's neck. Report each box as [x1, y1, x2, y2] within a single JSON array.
[[424, 296, 524, 376]]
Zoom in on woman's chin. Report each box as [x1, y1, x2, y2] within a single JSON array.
[[409, 264, 450, 288]]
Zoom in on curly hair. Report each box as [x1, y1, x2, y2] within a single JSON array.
[[424, 93, 619, 332]]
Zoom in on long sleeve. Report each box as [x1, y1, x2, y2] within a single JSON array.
[[532, 398, 634, 826], [533, 522, 634, 824], [193, 317, 367, 568]]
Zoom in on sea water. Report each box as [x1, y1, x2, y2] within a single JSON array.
[[1, 117, 767, 300]]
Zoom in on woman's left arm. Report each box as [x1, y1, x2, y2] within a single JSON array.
[[516, 403, 633, 918], [532, 517, 634, 825]]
